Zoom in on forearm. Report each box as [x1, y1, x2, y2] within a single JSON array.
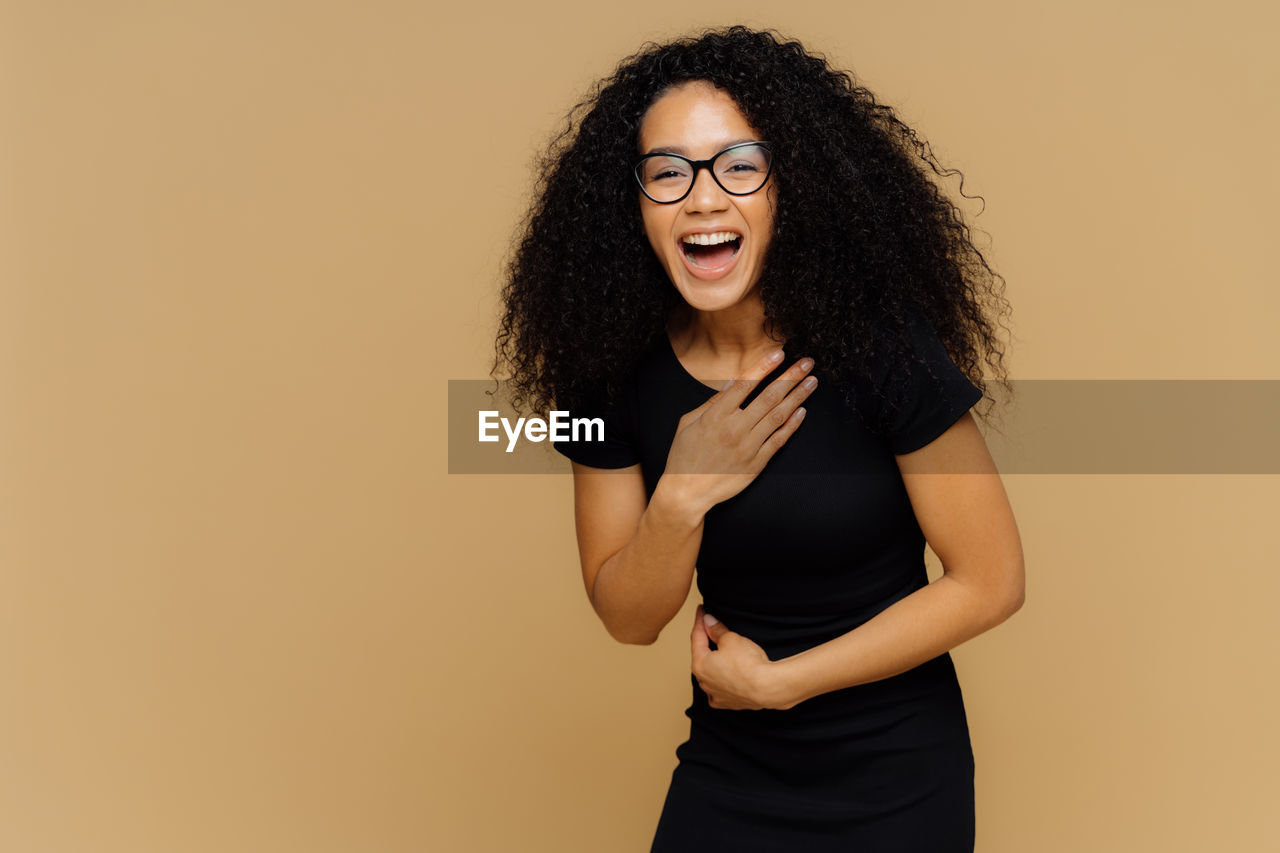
[[591, 477, 707, 645], [769, 572, 1021, 709]]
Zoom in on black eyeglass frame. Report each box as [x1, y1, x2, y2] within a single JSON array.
[[633, 141, 775, 204]]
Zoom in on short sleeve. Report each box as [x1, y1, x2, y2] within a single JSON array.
[[550, 379, 641, 469], [873, 312, 984, 455]]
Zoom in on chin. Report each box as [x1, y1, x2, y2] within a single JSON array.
[[666, 261, 757, 313], [677, 289, 747, 314], [670, 278, 748, 313]]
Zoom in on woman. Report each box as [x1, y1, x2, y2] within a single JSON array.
[[493, 25, 1024, 852]]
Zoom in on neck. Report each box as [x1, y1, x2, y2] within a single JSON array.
[[668, 294, 785, 363]]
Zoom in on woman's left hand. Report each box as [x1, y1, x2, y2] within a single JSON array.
[[691, 604, 788, 710]]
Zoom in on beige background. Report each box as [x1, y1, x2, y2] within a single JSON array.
[[2, 1, 1277, 851]]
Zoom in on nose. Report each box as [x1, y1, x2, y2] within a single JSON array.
[[682, 165, 729, 214]]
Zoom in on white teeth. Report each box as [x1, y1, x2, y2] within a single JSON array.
[[680, 231, 741, 246]]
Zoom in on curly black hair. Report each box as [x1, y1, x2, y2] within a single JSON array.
[[492, 24, 1012, 435]]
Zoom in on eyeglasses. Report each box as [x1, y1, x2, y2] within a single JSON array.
[[633, 141, 774, 204]]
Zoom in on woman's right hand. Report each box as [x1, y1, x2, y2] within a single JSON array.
[[659, 350, 817, 518]]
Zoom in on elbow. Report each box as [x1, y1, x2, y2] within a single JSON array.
[[593, 596, 660, 645], [968, 559, 1024, 628], [949, 556, 1025, 627], [1004, 585, 1025, 618], [981, 589, 1023, 631], [996, 562, 1026, 622], [605, 623, 659, 645], [589, 580, 662, 645]]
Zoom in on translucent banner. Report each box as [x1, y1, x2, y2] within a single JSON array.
[[448, 379, 1280, 474]]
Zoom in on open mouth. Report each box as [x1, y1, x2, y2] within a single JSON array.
[[680, 233, 742, 270]]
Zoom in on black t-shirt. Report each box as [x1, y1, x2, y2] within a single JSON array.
[[551, 313, 985, 809], [551, 312, 982, 633]]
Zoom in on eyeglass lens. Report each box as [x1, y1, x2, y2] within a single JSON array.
[[637, 144, 771, 203]]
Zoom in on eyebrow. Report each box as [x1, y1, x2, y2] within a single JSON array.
[[641, 138, 760, 157]]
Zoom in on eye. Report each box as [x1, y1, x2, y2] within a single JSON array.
[[640, 155, 691, 183]]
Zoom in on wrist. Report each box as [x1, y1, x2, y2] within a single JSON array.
[[763, 655, 808, 711], [652, 475, 709, 528]]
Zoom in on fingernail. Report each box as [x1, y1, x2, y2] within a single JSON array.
[[720, 378, 734, 391], [768, 349, 784, 363], [703, 613, 720, 627]]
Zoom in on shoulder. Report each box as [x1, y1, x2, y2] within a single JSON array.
[[858, 308, 984, 455], [550, 335, 667, 469]]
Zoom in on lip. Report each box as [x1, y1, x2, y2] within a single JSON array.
[[675, 229, 744, 281]]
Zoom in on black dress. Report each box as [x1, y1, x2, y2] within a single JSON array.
[[552, 312, 984, 852]]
